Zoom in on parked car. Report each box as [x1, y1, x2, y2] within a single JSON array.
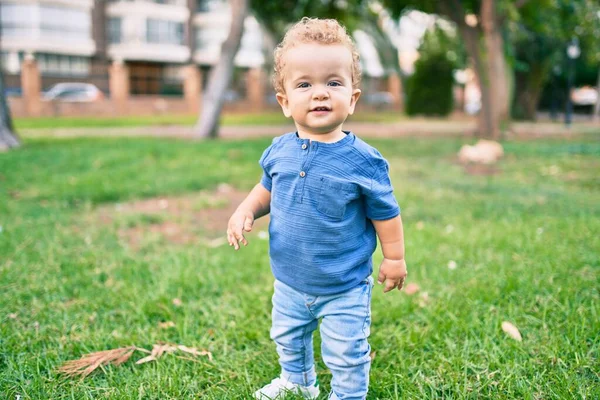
[[3, 87, 22, 97], [363, 91, 395, 108], [571, 86, 598, 106], [43, 83, 104, 102]]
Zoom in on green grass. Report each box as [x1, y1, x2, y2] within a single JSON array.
[[0, 133, 598, 399], [13, 110, 404, 130]]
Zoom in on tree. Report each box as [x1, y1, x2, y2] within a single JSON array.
[[405, 25, 459, 116], [252, 0, 368, 40], [510, 0, 600, 120], [195, 0, 249, 138], [570, 0, 600, 121], [0, 70, 20, 150], [382, 0, 532, 139]]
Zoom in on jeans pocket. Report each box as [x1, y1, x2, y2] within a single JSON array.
[[316, 178, 359, 219]]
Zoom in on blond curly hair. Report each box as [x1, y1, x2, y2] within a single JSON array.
[[272, 17, 362, 94]]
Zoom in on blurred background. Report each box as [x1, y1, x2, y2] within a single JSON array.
[[1, 0, 599, 137]]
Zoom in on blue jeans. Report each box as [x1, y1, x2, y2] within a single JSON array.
[[270, 276, 374, 400]]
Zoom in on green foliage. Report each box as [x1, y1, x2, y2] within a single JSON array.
[[1, 134, 599, 397], [510, 0, 600, 117], [405, 26, 457, 116], [251, 0, 368, 40]]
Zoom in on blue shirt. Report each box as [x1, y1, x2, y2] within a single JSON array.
[[260, 131, 400, 295]]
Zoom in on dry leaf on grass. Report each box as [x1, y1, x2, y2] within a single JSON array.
[[369, 351, 376, 362], [172, 298, 182, 306], [177, 345, 213, 361], [418, 292, 429, 308], [501, 321, 522, 341], [58, 343, 212, 377], [403, 283, 420, 295], [158, 321, 176, 329], [151, 343, 178, 358], [135, 355, 157, 365], [58, 346, 136, 377]]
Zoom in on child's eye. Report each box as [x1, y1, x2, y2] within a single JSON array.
[[327, 81, 342, 87], [297, 82, 310, 88]]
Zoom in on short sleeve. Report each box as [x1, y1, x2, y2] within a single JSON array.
[[258, 138, 278, 191], [364, 156, 400, 220]]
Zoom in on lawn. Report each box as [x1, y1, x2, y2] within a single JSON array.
[[13, 110, 404, 130], [0, 133, 598, 399]]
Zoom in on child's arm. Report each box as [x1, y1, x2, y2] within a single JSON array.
[[227, 183, 271, 250], [372, 215, 407, 293]]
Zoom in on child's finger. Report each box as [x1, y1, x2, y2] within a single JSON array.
[[233, 230, 246, 249], [384, 280, 396, 293], [397, 278, 406, 291], [243, 216, 254, 232], [230, 228, 241, 250], [377, 270, 386, 285], [226, 229, 235, 247]]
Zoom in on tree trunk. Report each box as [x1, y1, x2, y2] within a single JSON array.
[[456, 23, 494, 138], [594, 66, 600, 122], [515, 62, 552, 120], [194, 0, 248, 138], [480, 0, 511, 139], [0, 70, 20, 150], [443, 0, 508, 140]]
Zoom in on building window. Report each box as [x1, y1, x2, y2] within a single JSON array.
[[146, 19, 184, 45], [154, 0, 183, 4], [196, 0, 225, 12], [0, 4, 90, 41], [108, 0, 185, 4], [39, 5, 91, 42], [107, 18, 122, 44], [0, 51, 22, 74], [37, 54, 90, 77], [194, 26, 226, 50], [0, 4, 37, 38]]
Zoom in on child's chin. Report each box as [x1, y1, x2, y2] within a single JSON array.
[[308, 121, 343, 131]]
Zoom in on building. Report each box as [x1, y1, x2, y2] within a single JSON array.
[[1, 0, 400, 116]]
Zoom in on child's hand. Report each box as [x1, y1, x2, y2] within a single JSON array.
[[377, 258, 407, 293], [227, 210, 254, 250]]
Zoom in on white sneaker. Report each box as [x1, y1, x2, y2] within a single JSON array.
[[253, 376, 320, 399]]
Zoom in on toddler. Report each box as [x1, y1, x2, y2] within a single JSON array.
[[227, 17, 407, 400]]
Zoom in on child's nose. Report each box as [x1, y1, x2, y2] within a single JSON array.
[[312, 86, 330, 100]]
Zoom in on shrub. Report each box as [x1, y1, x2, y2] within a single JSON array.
[[406, 25, 458, 117]]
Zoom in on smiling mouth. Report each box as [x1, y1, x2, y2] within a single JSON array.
[[311, 107, 331, 112]]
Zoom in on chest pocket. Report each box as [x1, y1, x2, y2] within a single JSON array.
[[316, 178, 360, 219]]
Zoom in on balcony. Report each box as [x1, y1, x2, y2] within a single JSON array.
[[105, 0, 190, 63], [0, 1, 95, 56]]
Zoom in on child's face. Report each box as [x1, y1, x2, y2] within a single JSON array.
[[276, 43, 361, 138]]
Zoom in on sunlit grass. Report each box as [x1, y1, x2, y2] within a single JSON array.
[[0, 134, 598, 398], [13, 110, 404, 130]]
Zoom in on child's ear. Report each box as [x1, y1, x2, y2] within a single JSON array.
[[348, 89, 361, 115], [276, 92, 292, 118]]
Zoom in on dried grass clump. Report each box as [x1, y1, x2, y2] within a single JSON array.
[[58, 344, 213, 378]]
